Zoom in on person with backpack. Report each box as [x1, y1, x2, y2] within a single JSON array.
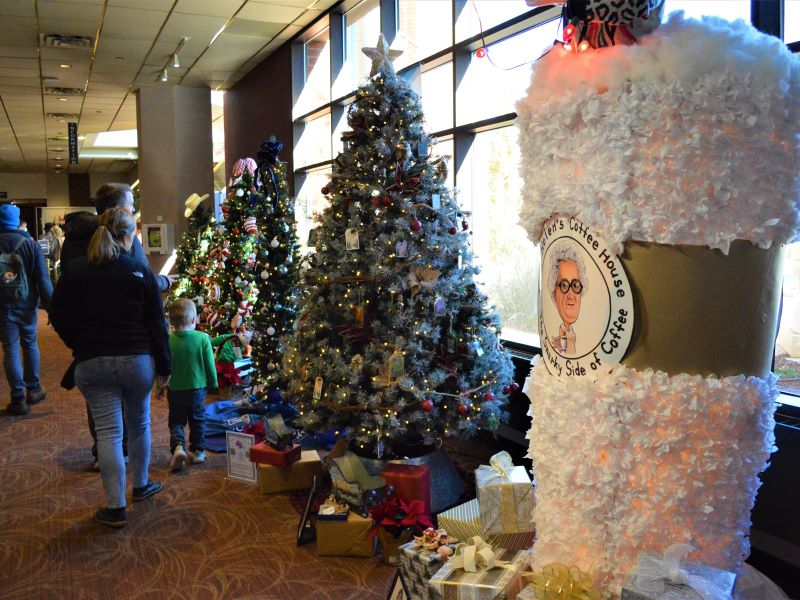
[[0, 204, 53, 416]]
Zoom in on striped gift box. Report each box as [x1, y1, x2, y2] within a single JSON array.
[[427, 548, 530, 600], [437, 499, 534, 553]]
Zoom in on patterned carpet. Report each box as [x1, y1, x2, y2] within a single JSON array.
[[0, 311, 395, 600]]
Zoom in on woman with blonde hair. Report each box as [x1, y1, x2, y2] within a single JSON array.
[[50, 208, 171, 528]]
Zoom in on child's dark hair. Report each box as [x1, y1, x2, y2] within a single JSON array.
[[168, 298, 197, 329]]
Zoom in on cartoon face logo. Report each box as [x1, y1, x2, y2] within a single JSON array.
[[4, 271, 16, 283], [547, 242, 588, 356]]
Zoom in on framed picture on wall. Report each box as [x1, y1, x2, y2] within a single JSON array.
[[141, 223, 174, 254]]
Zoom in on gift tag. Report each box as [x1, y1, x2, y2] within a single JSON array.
[[395, 240, 407, 258], [431, 194, 441, 210], [345, 228, 360, 250], [434, 296, 446, 317], [313, 377, 323, 401]]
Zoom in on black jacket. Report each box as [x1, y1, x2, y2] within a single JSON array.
[[50, 253, 171, 376], [61, 212, 170, 293], [0, 230, 53, 312]]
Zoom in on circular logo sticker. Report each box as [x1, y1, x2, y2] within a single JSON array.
[[539, 216, 634, 378]]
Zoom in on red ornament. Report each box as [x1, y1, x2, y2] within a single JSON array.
[[199, 276, 207, 283], [448, 226, 458, 235], [382, 196, 392, 206], [457, 403, 469, 416], [475, 47, 487, 58], [502, 385, 511, 395], [233, 228, 240, 235], [371, 197, 381, 207], [192, 277, 199, 283], [563, 22, 576, 42], [221, 205, 230, 214], [410, 219, 422, 232], [510, 382, 520, 392], [462, 220, 469, 231], [321, 186, 330, 195], [421, 398, 433, 412], [483, 391, 495, 401], [233, 259, 241, 265]]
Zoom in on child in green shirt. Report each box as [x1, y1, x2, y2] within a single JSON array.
[[164, 299, 218, 471]]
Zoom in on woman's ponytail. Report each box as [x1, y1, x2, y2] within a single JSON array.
[[87, 207, 136, 265]]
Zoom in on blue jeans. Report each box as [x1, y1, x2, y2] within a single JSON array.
[[168, 388, 207, 452], [75, 355, 154, 509], [0, 309, 40, 401]]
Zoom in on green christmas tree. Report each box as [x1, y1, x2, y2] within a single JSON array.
[[201, 159, 262, 338], [250, 138, 301, 397], [284, 35, 514, 456], [169, 196, 216, 307]]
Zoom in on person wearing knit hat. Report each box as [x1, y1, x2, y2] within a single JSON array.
[[0, 203, 53, 415]]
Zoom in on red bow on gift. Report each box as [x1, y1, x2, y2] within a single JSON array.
[[216, 361, 241, 388]]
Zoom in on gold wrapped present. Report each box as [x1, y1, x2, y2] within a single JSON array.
[[437, 499, 534, 552], [427, 538, 530, 600], [257, 449, 322, 494], [317, 512, 376, 557], [526, 564, 601, 600], [475, 451, 534, 536]]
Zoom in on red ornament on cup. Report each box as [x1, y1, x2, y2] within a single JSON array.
[[457, 403, 469, 416], [421, 398, 433, 412], [483, 391, 495, 401], [410, 219, 422, 232]]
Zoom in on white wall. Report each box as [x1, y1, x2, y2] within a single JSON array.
[[0, 173, 48, 202]]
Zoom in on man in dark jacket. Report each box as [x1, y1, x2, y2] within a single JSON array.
[[61, 183, 173, 292], [61, 183, 175, 468], [0, 204, 53, 415]]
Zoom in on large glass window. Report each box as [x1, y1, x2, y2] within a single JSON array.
[[295, 167, 332, 255], [420, 61, 454, 133], [394, 0, 452, 70], [662, 0, 751, 23], [333, 0, 381, 99], [461, 127, 539, 347], [785, 0, 800, 43], [455, 1, 532, 42], [294, 112, 332, 169], [457, 23, 557, 125], [295, 28, 331, 119]]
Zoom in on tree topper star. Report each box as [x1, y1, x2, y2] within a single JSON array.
[[362, 33, 403, 77]]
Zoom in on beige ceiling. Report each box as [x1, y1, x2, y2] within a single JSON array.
[[0, 0, 336, 175]]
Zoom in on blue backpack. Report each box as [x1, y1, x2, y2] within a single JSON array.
[[0, 237, 30, 305]]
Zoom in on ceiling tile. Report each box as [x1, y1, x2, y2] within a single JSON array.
[[95, 37, 153, 60], [40, 47, 93, 64], [0, 0, 35, 18], [0, 16, 36, 34], [38, 2, 103, 22], [224, 18, 283, 37], [0, 46, 38, 59], [0, 57, 38, 70], [0, 76, 39, 87], [103, 7, 169, 41], [174, 0, 243, 18], [108, 0, 174, 10], [237, 2, 303, 24], [1, 32, 39, 48], [163, 13, 229, 35], [211, 33, 268, 53]]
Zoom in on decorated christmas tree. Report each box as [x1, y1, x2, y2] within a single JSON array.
[[169, 194, 216, 307], [201, 159, 261, 338], [250, 138, 301, 396], [283, 35, 514, 457]]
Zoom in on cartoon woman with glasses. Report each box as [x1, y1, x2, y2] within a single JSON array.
[[547, 242, 588, 356]]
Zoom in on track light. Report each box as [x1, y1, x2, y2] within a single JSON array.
[[172, 53, 180, 68], [160, 69, 168, 82]]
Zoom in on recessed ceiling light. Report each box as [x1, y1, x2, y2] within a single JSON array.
[[58, 97, 68, 102], [55, 170, 61, 173], [58, 118, 66, 122], [59, 64, 71, 69], [55, 165, 62, 168]]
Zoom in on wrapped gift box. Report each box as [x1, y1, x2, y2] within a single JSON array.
[[515, 585, 536, 600], [257, 449, 321, 494], [399, 540, 458, 600], [380, 463, 432, 515], [437, 499, 534, 553], [428, 548, 529, 600], [317, 512, 376, 557], [249, 441, 301, 467], [621, 559, 736, 600], [475, 463, 533, 536]]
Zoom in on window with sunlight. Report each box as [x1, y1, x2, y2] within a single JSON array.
[[333, 0, 381, 99], [295, 28, 331, 118], [461, 127, 539, 346], [394, 0, 452, 70]]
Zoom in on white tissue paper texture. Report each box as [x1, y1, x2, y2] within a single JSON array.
[[516, 13, 800, 254], [525, 357, 778, 598]]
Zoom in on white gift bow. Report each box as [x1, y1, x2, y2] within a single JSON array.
[[477, 450, 516, 482], [448, 536, 510, 573], [630, 544, 727, 600]]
